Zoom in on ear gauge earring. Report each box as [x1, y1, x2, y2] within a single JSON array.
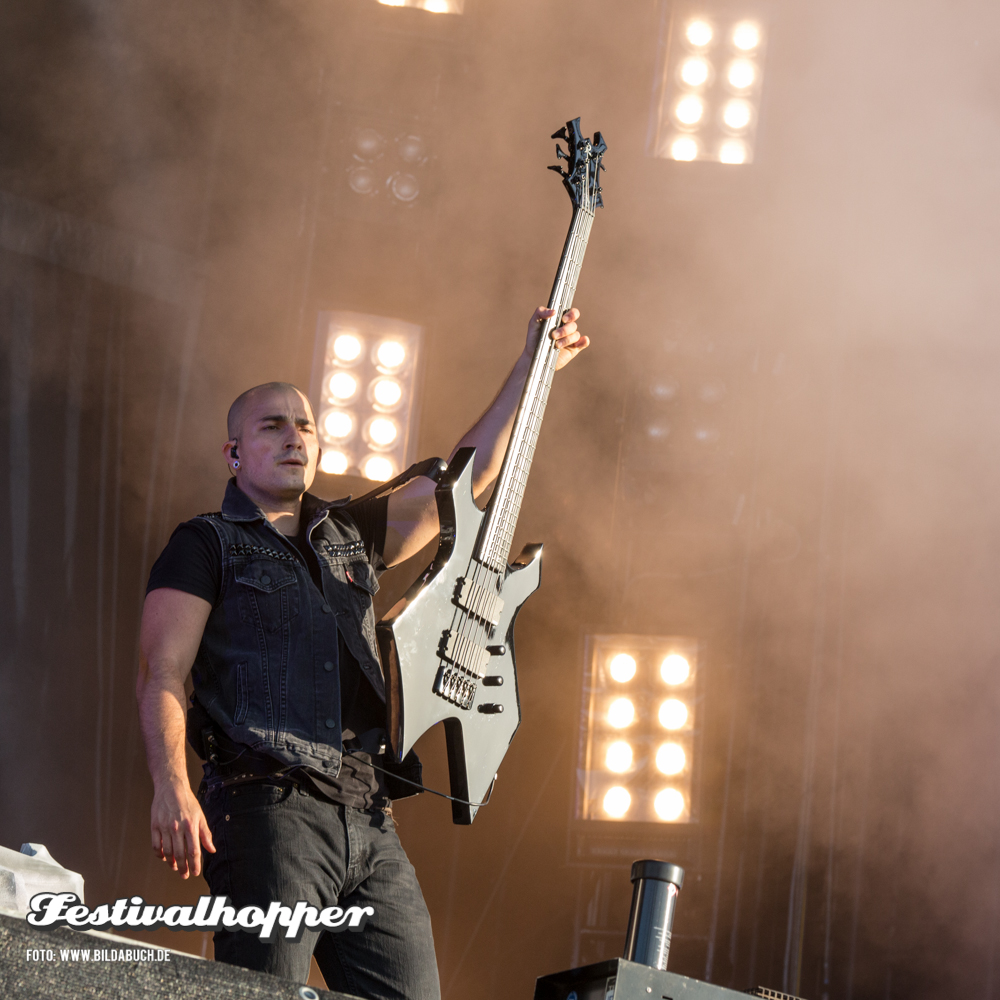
[[233, 460, 240, 470]]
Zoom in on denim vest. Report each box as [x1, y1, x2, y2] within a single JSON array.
[[188, 480, 385, 779]]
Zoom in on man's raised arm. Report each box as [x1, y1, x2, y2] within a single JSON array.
[[382, 305, 588, 567], [136, 589, 215, 879]]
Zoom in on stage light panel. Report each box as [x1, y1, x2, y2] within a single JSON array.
[[362, 455, 396, 482], [648, 6, 767, 164], [367, 416, 399, 448], [603, 786, 632, 818], [727, 58, 756, 90], [732, 21, 761, 50], [654, 788, 687, 821], [376, 340, 407, 371], [608, 697, 636, 729], [320, 450, 350, 475], [372, 378, 403, 409], [675, 95, 705, 126], [577, 634, 700, 824], [719, 139, 748, 164], [333, 333, 363, 362], [656, 742, 687, 775], [660, 653, 691, 685], [685, 19, 714, 47], [609, 653, 637, 683], [323, 409, 355, 441], [605, 741, 634, 773], [377, 0, 465, 13], [311, 312, 423, 480], [723, 99, 753, 130], [329, 372, 359, 402], [659, 698, 689, 730], [680, 57, 711, 87], [670, 136, 700, 162]]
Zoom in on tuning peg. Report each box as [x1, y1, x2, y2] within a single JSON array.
[[547, 164, 566, 176], [551, 127, 569, 140], [554, 144, 567, 160]]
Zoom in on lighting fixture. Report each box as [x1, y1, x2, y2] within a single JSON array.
[[648, 8, 767, 164], [576, 634, 700, 824], [310, 312, 422, 478], [609, 653, 637, 683]]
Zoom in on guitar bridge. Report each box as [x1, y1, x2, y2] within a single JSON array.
[[435, 630, 491, 709], [454, 577, 504, 626]]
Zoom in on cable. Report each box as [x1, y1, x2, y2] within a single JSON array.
[[341, 750, 495, 809]]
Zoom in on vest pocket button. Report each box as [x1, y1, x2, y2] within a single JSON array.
[[261, 574, 271, 585], [325, 718, 336, 729], [324, 661, 334, 672], [321, 603, 332, 614]]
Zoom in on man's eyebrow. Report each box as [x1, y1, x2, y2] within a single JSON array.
[[257, 414, 314, 426]]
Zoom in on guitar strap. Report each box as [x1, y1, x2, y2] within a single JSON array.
[[345, 455, 448, 506]]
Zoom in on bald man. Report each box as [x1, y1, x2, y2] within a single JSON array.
[[135, 307, 587, 998]]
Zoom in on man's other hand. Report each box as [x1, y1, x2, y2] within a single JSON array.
[[150, 781, 216, 880], [525, 306, 589, 370]]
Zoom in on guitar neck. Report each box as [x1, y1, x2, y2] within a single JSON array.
[[477, 203, 596, 570]]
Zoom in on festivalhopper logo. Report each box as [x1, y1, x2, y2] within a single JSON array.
[[27, 893, 374, 942]]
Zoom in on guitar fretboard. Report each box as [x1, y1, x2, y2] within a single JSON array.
[[477, 191, 598, 571]]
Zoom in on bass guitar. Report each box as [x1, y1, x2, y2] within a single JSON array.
[[377, 118, 607, 823]]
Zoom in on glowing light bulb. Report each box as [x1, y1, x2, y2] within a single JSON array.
[[328, 372, 358, 401], [332, 333, 363, 362], [377, 340, 406, 370], [422, 0, 450, 10], [654, 788, 686, 821], [680, 57, 710, 86], [609, 653, 637, 683], [368, 417, 398, 447], [372, 378, 403, 407], [727, 58, 756, 89], [660, 654, 691, 685], [658, 698, 689, 730], [686, 20, 713, 47], [608, 697, 635, 729], [323, 410, 354, 441], [719, 140, 748, 164], [363, 455, 395, 481], [603, 786, 631, 818], [605, 741, 633, 773], [723, 100, 752, 130], [732, 21, 761, 51], [378, 0, 406, 6], [320, 450, 349, 475], [670, 137, 699, 161], [675, 95, 705, 126], [656, 742, 687, 775]]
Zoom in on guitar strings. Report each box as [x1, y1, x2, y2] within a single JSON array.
[[446, 159, 598, 717]]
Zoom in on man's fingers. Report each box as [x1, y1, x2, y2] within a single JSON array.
[[200, 817, 217, 854], [185, 823, 203, 879], [169, 827, 189, 878]]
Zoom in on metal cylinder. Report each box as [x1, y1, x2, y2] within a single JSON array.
[[623, 860, 685, 971]]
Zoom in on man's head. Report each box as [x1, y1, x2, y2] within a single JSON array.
[[224, 382, 320, 503]]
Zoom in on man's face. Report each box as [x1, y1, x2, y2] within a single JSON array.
[[228, 387, 319, 501]]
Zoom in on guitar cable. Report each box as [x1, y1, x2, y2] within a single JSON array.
[[341, 750, 495, 809]]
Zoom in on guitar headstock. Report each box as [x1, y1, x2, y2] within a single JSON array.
[[548, 118, 607, 211]]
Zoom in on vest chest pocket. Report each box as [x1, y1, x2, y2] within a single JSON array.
[[318, 539, 380, 597], [234, 560, 301, 633]]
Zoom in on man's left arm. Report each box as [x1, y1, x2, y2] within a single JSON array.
[[382, 306, 588, 567]]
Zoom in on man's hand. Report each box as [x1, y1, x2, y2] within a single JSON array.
[[525, 306, 589, 370], [150, 780, 215, 879]]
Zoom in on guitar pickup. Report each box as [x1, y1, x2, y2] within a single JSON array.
[[441, 630, 490, 678], [454, 577, 505, 626]]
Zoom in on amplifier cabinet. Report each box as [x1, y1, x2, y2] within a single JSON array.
[[535, 958, 754, 1000]]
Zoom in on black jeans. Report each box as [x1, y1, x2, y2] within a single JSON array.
[[200, 777, 441, 1000]]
